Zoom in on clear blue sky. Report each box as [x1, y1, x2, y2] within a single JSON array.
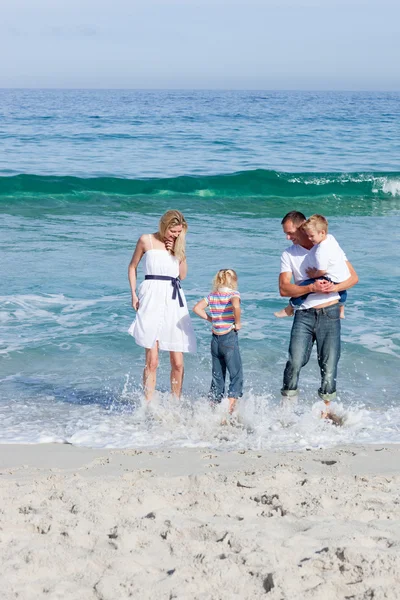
[[1, 0, 399, 90]]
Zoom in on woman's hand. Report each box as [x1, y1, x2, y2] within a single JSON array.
[[132, 294, 139, 311], [164, 238, 175, 252], [234, 322, 242, 331]]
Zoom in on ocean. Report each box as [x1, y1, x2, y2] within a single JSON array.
[[1, 89, 399, 450]]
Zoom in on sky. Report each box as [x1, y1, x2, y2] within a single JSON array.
[[1, 0, 399, 90]]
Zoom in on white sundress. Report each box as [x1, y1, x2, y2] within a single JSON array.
[[128, 241, 197, 353]]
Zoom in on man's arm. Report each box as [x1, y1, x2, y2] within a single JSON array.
[[279, 272, 332, 298], [332, 261, 359, 293]]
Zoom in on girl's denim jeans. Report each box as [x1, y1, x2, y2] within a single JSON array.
[[209, 330, 243, 401]]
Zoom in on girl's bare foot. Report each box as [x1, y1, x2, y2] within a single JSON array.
[[274, 305, 294, 318]]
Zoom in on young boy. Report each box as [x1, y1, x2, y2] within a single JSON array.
[[275, 214, 350, 319]]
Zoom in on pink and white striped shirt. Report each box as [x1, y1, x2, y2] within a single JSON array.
[[205, 287, 241, 335]]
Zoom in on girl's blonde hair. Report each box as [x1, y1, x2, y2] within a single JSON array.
[[159, 209, 188, 262], [213, 269, 238, 291]]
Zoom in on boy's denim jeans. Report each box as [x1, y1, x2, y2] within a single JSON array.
[[209, 330, 243, 401], [281, 303, 341, 401], [290, 278, 347, 307]]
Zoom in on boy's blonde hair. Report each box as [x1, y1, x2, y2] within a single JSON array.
[[159, 209, 187, 262], [213, 269, 238, 291], [303, 214, 329, 233]]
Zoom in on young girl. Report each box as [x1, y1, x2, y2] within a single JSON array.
[[193, 269, 243, 414]]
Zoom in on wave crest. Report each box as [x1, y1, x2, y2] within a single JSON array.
[[1, 170, 399, 216]]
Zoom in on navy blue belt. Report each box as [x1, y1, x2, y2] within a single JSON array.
[[145, 275, 184, 307]]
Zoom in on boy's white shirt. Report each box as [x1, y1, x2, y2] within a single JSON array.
[[280, 244, 341, 310], [311, 234, 350, 282]]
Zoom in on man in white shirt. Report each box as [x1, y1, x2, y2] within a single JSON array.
[[278, 211, 359, 414]]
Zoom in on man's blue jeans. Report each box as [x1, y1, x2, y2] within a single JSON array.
[[281, 303, 341, 401], [209, 330, 243, 401]]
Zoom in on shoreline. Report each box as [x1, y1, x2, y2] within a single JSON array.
[[1, 443, 400, 598], [1, 442, 400, 476]]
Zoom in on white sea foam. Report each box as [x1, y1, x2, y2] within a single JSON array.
[[287, 174, 400, 197], [0, 293, 123, 311], [0, 391, 399, 451], [380, 178, 400, 196], [0, 293, 127, 354], [195, 189, 215, 197]]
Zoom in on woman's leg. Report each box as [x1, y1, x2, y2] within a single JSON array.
[[170, 351, 184, 398], [143, 343, 159, 401]]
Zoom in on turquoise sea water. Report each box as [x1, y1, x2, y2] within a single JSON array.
[[1, 90, 399, 450]]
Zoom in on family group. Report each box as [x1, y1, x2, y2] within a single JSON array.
[[128, 210, 358, 419]]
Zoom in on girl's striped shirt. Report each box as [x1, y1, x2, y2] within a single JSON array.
[[205, 287, 241, 335]]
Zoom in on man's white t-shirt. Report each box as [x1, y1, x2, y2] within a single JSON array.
[[309, 234, 350, 283], [280, 241, 347, 310]]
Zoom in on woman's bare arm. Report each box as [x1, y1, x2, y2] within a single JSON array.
[[179, 258, 188, 280], [128, 236, 146, 310]]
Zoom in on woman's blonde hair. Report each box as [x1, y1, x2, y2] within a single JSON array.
[[159, 209, 188, 262], [213, 269, 238, 291]]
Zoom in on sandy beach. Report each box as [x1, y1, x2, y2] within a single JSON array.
[[1, 443, 400, 599]]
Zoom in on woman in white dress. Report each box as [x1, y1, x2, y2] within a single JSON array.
[[128, 210, 197, 400]]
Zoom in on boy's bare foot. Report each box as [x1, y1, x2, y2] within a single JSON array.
[[274, 305, 294, 318], [340, 305, 345, 319]]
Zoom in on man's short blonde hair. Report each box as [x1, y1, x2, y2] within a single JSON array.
[[303, 214, 328, 233]]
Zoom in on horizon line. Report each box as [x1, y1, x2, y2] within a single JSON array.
[[0, 87, 400, 93]]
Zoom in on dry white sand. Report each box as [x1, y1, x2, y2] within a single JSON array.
[[1, 443, 400, 600]]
